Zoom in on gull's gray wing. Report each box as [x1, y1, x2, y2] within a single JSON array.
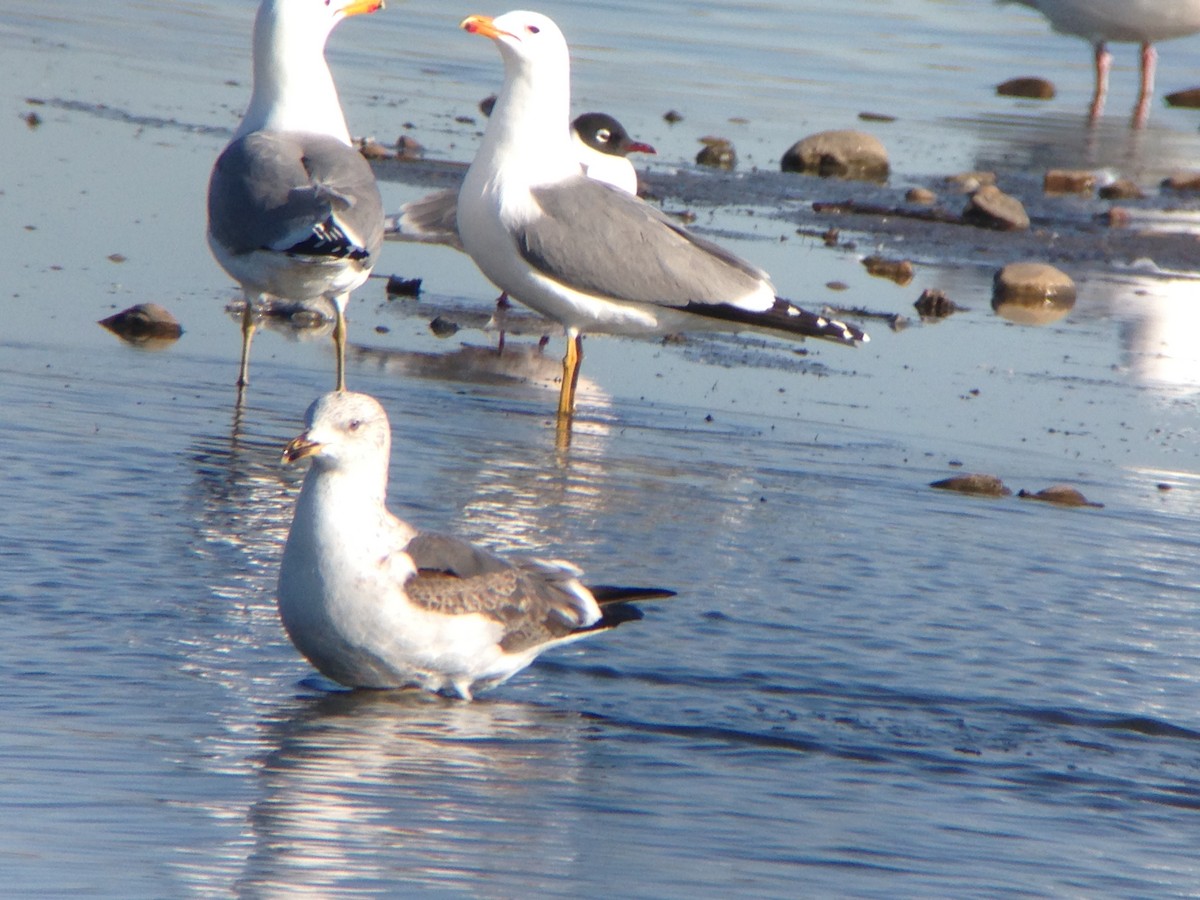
[[391, 188, 463, 249], [403, 532, 597, 653], [519, 177, 771, 308], [208, 130, 383, 264]]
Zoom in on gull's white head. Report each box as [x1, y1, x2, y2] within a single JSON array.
[[282, 391, 391, 473], [460, 11, 568, 74], [255, 0, 385, 56], [242, 0, 385, 140]]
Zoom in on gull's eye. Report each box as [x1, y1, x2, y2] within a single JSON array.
[[348, 419, 362, 432], [596, 128, 612, 144], [526, 24, 540, 34]]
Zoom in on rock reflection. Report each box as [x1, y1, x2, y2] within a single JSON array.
[[238, 692, 597, 895]]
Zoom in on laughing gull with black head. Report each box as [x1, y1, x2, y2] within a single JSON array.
[[207, 0, 385, 392], [456, 11, 867, 419]]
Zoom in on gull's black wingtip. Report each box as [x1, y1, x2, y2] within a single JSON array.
[[589, 585, 678, 604]]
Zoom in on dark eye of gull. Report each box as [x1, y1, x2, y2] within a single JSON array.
[[526, 25, 540, 34], [348, 419, 362, 432], [596, 128, 612, 144]]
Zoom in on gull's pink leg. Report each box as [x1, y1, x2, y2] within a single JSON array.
[[1133, 41, 1157, 128], [1089, 41, 1111, 123]]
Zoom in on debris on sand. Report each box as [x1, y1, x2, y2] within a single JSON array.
[[930, 473, 1012, 497]]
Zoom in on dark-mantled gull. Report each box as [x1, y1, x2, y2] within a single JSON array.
[[1003, 0, 1200, 125], [207, 0, 385, 392], [277, 391, 674, 699], [390, 112, 654, 249], [456, 11, 867, 419]]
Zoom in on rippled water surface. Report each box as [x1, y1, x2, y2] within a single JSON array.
[[4, 0, 1200, 896]]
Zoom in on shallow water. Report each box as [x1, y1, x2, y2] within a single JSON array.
[[4, 0, 1200, 896]]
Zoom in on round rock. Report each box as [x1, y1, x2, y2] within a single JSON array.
[[992, 262, 1076, 325], [781, 130, 889, 181]]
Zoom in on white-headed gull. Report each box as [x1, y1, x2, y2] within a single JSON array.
[[456, 10, 867, 419], [277, 391, 674, 698], [208, 0, 385, 392]]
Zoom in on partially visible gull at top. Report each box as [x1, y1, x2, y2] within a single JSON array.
[[1002, 0, 1200, 126], [389, 111, 655, 249], [456, 11, 868, 420], [277, 391, 674, 699], [207, 0, 386, 393]]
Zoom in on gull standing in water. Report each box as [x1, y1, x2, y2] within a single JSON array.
[[277, 391, 674, 698], [208, 0, 385, 392], [456, 11, 866, 420], [1004, 0, 1200, 126]]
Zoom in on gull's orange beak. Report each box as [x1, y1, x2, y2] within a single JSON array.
[[282, 435, 322, 465], [343, 0, 385, 17], [460, 14, 507, 40]]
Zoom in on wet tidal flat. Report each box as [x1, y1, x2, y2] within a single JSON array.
[[4, 0, 1200, 895]]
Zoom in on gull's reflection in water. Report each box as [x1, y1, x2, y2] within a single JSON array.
[[1101, 272, 1200, 395], [238, 691, 600, 896], [349, 339, 609, 413]]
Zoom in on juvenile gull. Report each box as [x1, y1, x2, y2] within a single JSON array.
[[456, 11, 867, 419], [1004, 0, 1200, 126], [207, 0, 385, 392], [390, 112, 655, 248], [277, 391, 674, 698]]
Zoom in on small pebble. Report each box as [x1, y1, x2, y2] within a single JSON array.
[[905, 187, 937, 205], [913, 288, 959, 318], [357, 138, 392, 160], [394, 134, 424, 159], [1161, 172, 1200, 192], [696, 137, 736, 170], [663, 109, 683, 124], [429, 316, 459, 338], [996, 76, 1056, 99], [385, 275, 422, 297], [944, 171, 996, 193], [862, 255, 914, 286], [1164, 87, 1200, 108], [1043, 169, 1096, 195], [1098, 179, 1144, 200]]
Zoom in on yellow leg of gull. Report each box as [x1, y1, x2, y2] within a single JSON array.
[[557, 330, 582, 419], [332, 294, 348, 392], [236, 294, 257, 389]]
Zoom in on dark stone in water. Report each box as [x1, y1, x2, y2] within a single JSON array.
[[862, 255, 914, 285], [1164, 87, 1200, 109], [963, 185, 1029, 231], [696, 137, 736, 170], [386, 275, 423, 298], [429, 316, 459, 338], [1043, 169, 1096, 196], [913, 288, 959, 318], [997, 76, 1056, 100]]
